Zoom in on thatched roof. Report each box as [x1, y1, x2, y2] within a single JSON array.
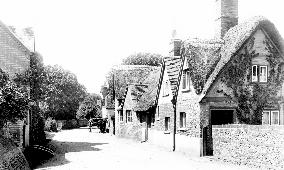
[[181, 38, 223, 92], [123, 66, 161, 112], [163, 56, 183, 97], [202, 16, 284, 95], [111, 65, 161, 99]]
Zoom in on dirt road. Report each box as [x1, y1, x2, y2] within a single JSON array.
[[35, 128, 256, 170]]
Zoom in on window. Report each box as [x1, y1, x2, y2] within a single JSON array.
[[119, 110, 123, 122], [162, 80, 170, 97], [262, 110, 279, 125], [156, 106, 160, 120], [182, 70, 190, 91], [252, 65, 268, 83], [180, 112, 186, 128], [165, 117, 170, 131], [126, 110, 132, 123], [252, 65, 258, 82], [271, 111, 279, 125], [259, 66, 267, 82]]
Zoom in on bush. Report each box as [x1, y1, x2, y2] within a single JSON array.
[[30, 106, 46, 145], [44, 118, 57, 132]]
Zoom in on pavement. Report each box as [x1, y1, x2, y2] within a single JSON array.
[[35, 128, 258, 170]]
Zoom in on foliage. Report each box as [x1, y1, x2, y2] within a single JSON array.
[[44, 117, 58, 132], [76, 94, 102, 120], [0, 69, 29, 128], [29, 105, 46, 145], [122, 52, 163, 66], [221, 40, 284, 124], [44, 65, 87, 120]]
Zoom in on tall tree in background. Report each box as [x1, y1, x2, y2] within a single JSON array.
[[44, 65, 87, 120], [76, 93, 102, 120], [122, 52, 163, 66]]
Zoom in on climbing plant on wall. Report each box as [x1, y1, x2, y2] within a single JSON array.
[[221, 39, 284, 124]]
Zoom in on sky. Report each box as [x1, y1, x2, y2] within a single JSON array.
[[0, 0, 283, 94]]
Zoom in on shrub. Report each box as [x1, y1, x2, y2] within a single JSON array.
[[30, 105, 46, 145], [44, 118, 57, 132]]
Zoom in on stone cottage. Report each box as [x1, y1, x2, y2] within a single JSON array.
[[111, 65, 161, 141], [151, 0, 284, 157], [0, 20, 34, 148]]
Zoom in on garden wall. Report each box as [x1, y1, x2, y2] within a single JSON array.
[[212, 124, 284, 169]]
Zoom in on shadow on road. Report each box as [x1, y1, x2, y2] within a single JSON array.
[[35, 140, 108, 169]]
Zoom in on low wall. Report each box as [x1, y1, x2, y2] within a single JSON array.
[[212, 124, 284, 169], [148, 129, 201, 157], [0, 136, 30, 170]]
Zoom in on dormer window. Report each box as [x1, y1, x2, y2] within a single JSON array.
[[251, 65, 267, 83], [182, 70, 190, 91], [162, 80, 170, 97]]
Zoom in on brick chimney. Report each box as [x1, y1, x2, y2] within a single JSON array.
[[214, 0, 238, 39], [169, 29, 181, 57]]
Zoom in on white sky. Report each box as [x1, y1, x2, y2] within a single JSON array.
[[0, 0, 283, 94]]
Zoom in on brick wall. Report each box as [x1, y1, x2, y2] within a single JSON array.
[[0, 23, 30, 77], [212, 124, 284, 169]]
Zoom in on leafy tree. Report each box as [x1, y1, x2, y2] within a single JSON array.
[[0, 69, 29, 129], [44, 65, 87, 120], [14, 52, 47, 144], [122, 52, 163, 66], [76, 94, 102, 120]]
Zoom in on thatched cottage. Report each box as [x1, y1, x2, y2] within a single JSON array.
[[151, 0, 284, 156]]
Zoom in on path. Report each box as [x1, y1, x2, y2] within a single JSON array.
[[35, 128, 257, 170]]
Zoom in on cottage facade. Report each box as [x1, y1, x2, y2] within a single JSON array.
[[150, 0, 284, 156], [113, 65, 161, 141], [0, 20, 33, 148]]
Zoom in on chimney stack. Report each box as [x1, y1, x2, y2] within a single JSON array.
[[169, 29, 181, 57], [214, 0, 238, 39]]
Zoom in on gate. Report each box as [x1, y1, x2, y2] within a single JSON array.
[[202, 125, 213, 156]]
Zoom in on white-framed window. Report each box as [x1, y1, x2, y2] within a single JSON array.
[[162, 80, 170, 97], [271, 111, 280, 125], [165, 117, 170, 131], [182, 70, 190, 91], [259, 66, 268, 82], [252, 65, 268, 83], [126, 110, 132, 123], [180, 112, 186, 128], [119, 110, 123, 122], [262, 110, 279, 125], [252, 65, 258, 82]]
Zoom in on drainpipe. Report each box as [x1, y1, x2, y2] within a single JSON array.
[[171, 46, 186, 152], [171, 98, 177, 151]]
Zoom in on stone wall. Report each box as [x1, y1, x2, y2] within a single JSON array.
[[212, 124, 284, 169]]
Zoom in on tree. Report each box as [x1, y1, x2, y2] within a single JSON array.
[[76, 94, 102, 120], [44, 65, 87, 120], [122, 52, 163, 66], [0, 69, 29, 129], [14, 52, 47, 144]]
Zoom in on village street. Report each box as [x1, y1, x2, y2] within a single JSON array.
[[35, 128, 257, 170]]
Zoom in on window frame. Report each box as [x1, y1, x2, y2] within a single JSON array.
[[182, 69, 190, 91], [252, 65, 258, 82], [162, 80, 170, 97], [165, 117, 170, 131], [126, 110, 133, 123], [180, 112, 186, 128], [262, 110, 280, 125], [259, 65, 268, 83], [119, 110, 123, 122]]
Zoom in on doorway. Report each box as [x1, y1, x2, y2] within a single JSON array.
[[211, 109, 235, 125]]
